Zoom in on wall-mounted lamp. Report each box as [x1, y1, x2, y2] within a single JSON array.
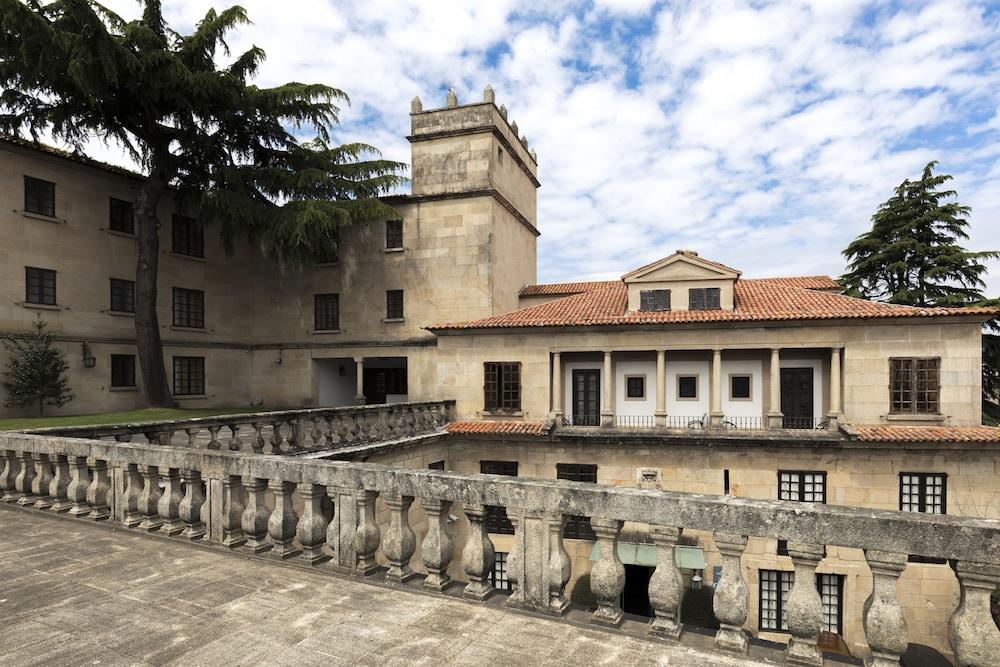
[[81, 342, 96, 369]]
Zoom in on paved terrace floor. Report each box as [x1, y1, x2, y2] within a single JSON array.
[[0, 507, 775, 667]]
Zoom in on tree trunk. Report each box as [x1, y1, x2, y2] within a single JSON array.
[[134, 171, 173, 408]]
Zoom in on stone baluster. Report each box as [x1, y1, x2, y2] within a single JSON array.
[[226, 424, 243, 451], [354, 489, 381, 575], [86, 459, 111, 520], [310, 418, 324, 447], [785, 542, 825, 665], [547, 513, 571, 615], [179, 469, 206, 539], [326, 486, 357, 572], [160, 429, 175, 446], [145, 431, 158, 444], [648, 525, 684, 641], [49, 455, 72, 513], [219, 475, 246, 548], [0, 450, 19, 502], [137, 465, 162, 531], [67, 456, 91, 516], [948, 560, 1000, 667], [462, 503, 495, 601], [712, 532, 750, 655], [323, 416, 337, 447], [157, 468, 184, 535], [251, 422, 266, 454], [122, 464, 143, 527], [270, 421, 285, 454], [421, 498, 454, 591], [184, 428, 198, 447], [267, 480, 301, 558], [287, 418, 300, 451], [241, 477, 271, 553], [297, 483, 329, 564], [383, 494, 416, 583], [15, 451, 36, 506], [206, 425, 222, 450], [589, 517, 626, 627], [863, 550, 908, 667], [31, 452, 55, 509]]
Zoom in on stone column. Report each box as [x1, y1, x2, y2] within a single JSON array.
[[354, 489, 381, 575], [827, 347, 842, 431], [179, 469, 205, 539], [0, 450, 19, 502], [221, 475, 246, 549], [710, 349, 724, 427], [649, 525, 684, 641], [589, 517, 626, 627], [158, 468, 184, 535], [863, 549, 908, 667], [712, 532, 749, 655], [383, 494, 417, 583], [86, 459, 111, 520], [655, 350, 667, 427], [547, 512, 571, 615], [421, 498, 454, 591], [267, 480, 301, 558], [551, 351, 563, 422], [948, 560, 1000, 667], [32, 452, 54, 510], [326, 486, 358, 573], [137, 465, 162, 531], [785, 542, 825, 665], [67, 456, 91, 517], [240, 477, 271, 553], [296, 482, 328, 563], [462, 503, 495, 601], [15, 450, 36, 506], [354, 357, 366, 405], [122, 463, 143, 527], [49, 455, 71, 513], [601, 351, 614, 427], [767, 347, 783, 429]]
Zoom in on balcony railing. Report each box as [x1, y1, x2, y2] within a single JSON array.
[[23, 401, 454, 454], [721, 416, 764, 430], [1, 431, 996, 666], [615, 414, 656, 429]]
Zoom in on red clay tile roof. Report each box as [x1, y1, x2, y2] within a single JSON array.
[[519, 281, 619, 297], [445, 420, 547, 435], [744, 276, 840, 290], [432, 279, 995, 330], [850, 425, 1000, 443]]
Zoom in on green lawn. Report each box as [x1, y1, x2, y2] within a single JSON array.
[[0, 407, 255, 431], [985, 399, 1000, 427]]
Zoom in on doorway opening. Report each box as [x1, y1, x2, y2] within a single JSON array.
[[621, 564, 654, 617]]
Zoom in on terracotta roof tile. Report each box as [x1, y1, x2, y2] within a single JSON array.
[[445, 420, 547, 435], [519, 281, 619, 297], [851, 425, 1000, 443], [743, 276, 840, 290], [432, 279, 996, 330]]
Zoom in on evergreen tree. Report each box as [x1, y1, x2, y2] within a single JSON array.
[[840, 161, 997, 306], [2, 320, 73, 416], [0, 1, 405, 407]]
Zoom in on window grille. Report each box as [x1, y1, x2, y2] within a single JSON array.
[[24, 176, 55, 217], [25, 267, 57, 305], [314, 293, 339, 331], [173, 356, 205, 395], [172, 288, 205, 328], [110, 278, 135, 313]]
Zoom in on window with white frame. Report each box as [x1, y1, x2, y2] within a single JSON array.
[[900, 473, 946, 514], [778, 471, 827, 503], [818, 573, 844, 635], [491, 551, 511, 592], [759, 569, 793, 631]]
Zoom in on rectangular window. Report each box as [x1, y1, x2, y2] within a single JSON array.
[[778, 471, 827, 503], [689, 287, 721, 310], [24, 176, 55, 217], [386, 219, 403, 249], [314, 293, 339, 331], [759, 569, 794, 631], [730, 374, 752, 400], [172, 356, 205, 396], [677, 375, 698, 400], [428, 460, 446, 471], [491, 552, 512, 592], [900, 473, 946, 514], [172, 287, 205, 329], [818, 573, 844, 635], [386, 289, 404, 319], [625, 375, 646, 399], [484, 362, 521, 411], [481, 460, 517, 534], [171, 214, 204, 258], [25, 267, 57, 305], [639, 289, 670, 312], [557, 463, 597, 540], [890, 358, 940, 414], [108, 198, 135, 234], [109, 278, 135, 313], [110, 355, 136, 388]]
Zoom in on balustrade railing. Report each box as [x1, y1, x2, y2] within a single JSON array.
[[1, 432, 997, 667], [22, 401, 453, 454], [615, 414, 656, 429], [721, 416, 764, 430]]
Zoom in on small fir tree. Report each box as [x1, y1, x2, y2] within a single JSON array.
[[2, 320, 74, 416]]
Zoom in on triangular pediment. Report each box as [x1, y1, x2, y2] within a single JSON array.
[[622, 251, 740, 283]]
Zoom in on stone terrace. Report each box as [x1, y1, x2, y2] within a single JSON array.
[[0, 507, 757, 666]]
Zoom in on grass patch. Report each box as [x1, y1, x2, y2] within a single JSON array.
[[0, 406, 256, 431], [984, 399, 1000, 427]]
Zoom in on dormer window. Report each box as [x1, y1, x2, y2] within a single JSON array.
[[639, 289, 671, 312], [689, 287, 721, 310]]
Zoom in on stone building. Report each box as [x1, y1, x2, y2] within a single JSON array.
[[1, 86, 997, 663]]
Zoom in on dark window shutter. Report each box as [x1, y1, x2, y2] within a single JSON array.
[[706, 288, 721, 309]]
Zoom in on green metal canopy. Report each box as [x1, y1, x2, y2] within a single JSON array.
[[588, 543, 706, 569]]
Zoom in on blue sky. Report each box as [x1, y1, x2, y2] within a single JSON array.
[[89, 0, 1000, 295]]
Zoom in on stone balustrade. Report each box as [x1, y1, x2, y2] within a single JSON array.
[[1, 431, 998, 667], [20, 401, 453, 454]]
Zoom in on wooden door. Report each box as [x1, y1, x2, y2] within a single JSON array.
[[780, 367, 814, 428], [572, 369, 600, 426]]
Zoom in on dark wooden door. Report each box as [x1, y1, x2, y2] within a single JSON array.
[[363, 368, 407, 404], [780, 367, 814, 428], [572, 369, 600, 426]]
